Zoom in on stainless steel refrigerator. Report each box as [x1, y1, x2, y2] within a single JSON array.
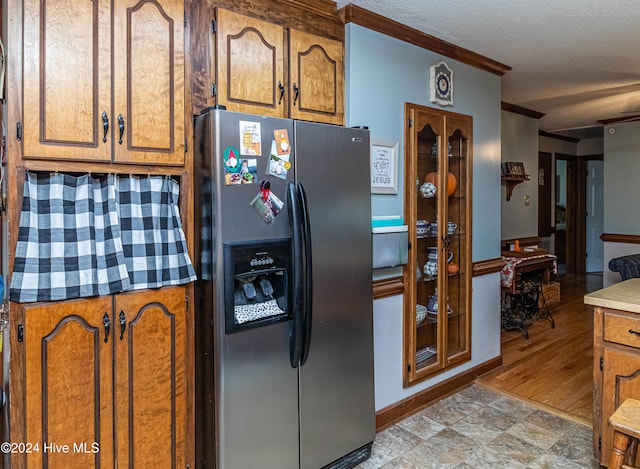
[[193, 108, 375, 469]]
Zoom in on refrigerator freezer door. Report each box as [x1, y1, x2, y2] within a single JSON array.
[[294, 122, 375, 468], [207, 111, 300, 468]]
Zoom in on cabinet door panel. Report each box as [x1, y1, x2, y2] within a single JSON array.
[[289, 29, 344, 125], [216, 9, 285, 117], [600, 347, 640, 466], [113, 0, 185, 165], [23, 0, 111, 161], [114, 287, 186, 468], [24, 298, 114, 467]]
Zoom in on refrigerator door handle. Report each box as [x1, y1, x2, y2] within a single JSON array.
[[287, 181, 304, 368], [298, 182, 313, 366]]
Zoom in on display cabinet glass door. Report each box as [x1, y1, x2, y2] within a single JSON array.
[[404, 103, 472, 386]]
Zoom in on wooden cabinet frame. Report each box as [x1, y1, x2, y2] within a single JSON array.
[[403, 103, 473, 386]]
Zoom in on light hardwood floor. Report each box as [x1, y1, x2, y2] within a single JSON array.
[[476, 273, 603, 426]]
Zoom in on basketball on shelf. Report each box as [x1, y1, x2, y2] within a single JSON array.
[[424, 171, 457, 197]]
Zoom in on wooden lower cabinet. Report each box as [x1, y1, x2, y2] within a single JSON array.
[[19, 286, 186, 468], [593, 306, 640, 466]]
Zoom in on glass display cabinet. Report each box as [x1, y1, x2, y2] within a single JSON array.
[[403, 103, 472, 386]]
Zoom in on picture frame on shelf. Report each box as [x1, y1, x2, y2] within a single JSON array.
[[507, 162, 525, 176], [370, 138, 399, 194]]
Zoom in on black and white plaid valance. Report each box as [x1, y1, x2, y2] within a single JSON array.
[[10, 173, 196, 303], [117, 175, 197, 290]]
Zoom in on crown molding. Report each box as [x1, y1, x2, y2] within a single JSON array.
[[339, 4, 511, 76]]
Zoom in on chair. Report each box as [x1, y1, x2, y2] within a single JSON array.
[[609, 398, 640, 469]]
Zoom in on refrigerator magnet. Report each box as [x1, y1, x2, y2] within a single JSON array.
[[267, 140, 291, 179], [224, 145, 257, 185], [274, 129, 291, 155], [250, 183, 284, 224], [239, 121, 262, 156]]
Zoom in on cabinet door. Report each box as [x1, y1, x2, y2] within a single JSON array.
[[599, 347, 640, 466], [443, 114, 472, 367], [23, 0, 112, 161], [113, 0, 185, 165], [403, 105, 445, 385], [23, 297, 114, 467], [114, 286, 186, 468], [215, 9, 286, 117], [289, 29, 344, 125]]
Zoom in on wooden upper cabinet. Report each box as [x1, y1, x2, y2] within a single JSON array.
[[23, 0, 112, 162], [113, 0, 185, 165], [22, 0, 185, 166], [214, 8, 344, 125], [215, 8, 286, 117], [289, 28, 344, 125]]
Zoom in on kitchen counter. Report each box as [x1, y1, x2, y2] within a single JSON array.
[[584, 278, 640, 313]]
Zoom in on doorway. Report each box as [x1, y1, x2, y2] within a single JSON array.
[[553, 153, 604, 274]]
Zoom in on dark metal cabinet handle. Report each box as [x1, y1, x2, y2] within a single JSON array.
[[293, 83, 299, 106], [117, 114, 125, 144], [119, 310, 126, 340], [103, 312, 111, 343], [278, 81, 285, 105], [102, 111, 109, 143], [629, 329, 640, 337]]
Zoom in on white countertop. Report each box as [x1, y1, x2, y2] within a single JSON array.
[[584, 278, 640, 313]]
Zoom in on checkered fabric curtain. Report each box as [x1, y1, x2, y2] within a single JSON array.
[[10, 173, 196, 303], [117, 175, 197, 290], [10, 172, 131, 302]]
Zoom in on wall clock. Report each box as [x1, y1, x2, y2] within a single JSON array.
[[430, 61, 453, 106]]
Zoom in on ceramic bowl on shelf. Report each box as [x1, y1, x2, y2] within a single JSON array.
[[416, 304, 428, 324], [416, 220, 430, 236]]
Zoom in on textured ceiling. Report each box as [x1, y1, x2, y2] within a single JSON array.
[[335, 0, 640, 139]]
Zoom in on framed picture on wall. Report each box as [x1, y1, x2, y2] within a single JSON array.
[[507, 162, 525, 176], [370, 138, 399, 194]]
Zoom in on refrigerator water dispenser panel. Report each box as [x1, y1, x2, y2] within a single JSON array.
[[223, 238, 291, 333]]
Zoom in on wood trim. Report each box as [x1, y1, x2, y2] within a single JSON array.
[[338, 4, 510, 76], [599, 115, 640, 125], [601, 233, 640, 244], [501, 102, 545, 120], [472, 257, 503, 276], [373, 277, 404, 299], [538, 130, 580, 143], [375, 356, 502, 431]]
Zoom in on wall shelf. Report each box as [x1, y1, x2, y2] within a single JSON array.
[[502, 175, 530, 201]]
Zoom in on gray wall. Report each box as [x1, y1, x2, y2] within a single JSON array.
[[345, 24, 502, 409], [603, 121, 640, 285], [501, 111, 539, 240]]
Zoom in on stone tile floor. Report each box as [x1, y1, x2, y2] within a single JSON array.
[[356, 385, 601, 468]]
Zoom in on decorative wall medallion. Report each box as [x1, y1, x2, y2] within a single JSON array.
[[430, 61, 453, 106]]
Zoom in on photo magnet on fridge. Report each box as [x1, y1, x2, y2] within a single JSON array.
[[224, 146, 257, 185], [274, 129, 291, 155], [267, 140, 291, 179], [250, 182, 283, 224]]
